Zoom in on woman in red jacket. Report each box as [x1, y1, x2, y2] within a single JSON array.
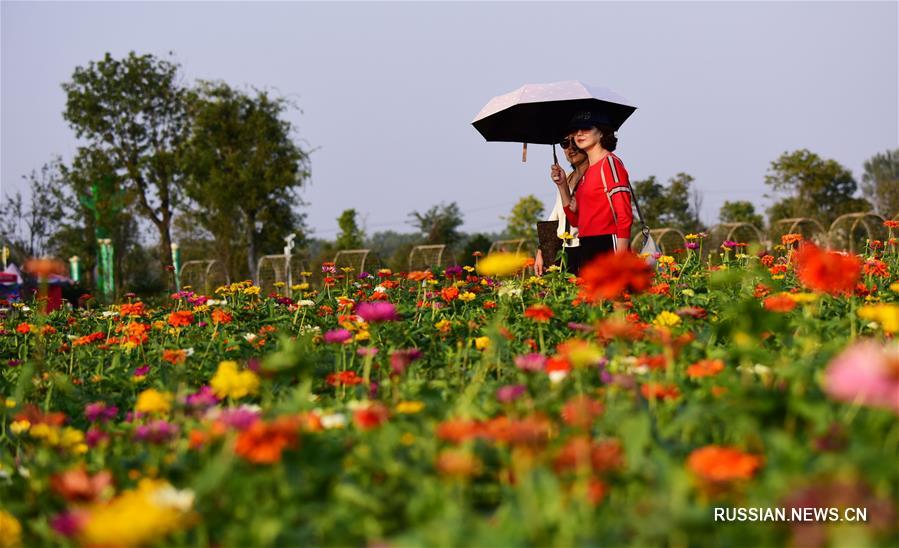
[[550, 111, 633, 271]]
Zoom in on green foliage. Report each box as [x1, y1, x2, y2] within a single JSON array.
[[62, 51, 190, 269], [181, 81, 310, 280], [765, 149, 871, 226], [336, 209, 365, 250], [861, 149, 899, 218], [460, 233, 492, 266], [631, 173, 705, 232], [502, 195, 544, 242], [408, 202, 464, 247], [718, 200, 764, 229]]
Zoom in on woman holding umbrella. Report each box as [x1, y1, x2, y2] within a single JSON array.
[[551, 111, 633, 268]]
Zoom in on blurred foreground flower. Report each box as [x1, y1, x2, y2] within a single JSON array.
[[824, 341, 899, 414], [476, 252, 529, 277], [794, 243, 861, 296], [578, 251, 654, 302]]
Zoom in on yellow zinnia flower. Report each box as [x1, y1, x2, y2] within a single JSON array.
[[476, 252, 529, 277], [210, 361, 260, 400], [135, 389, 172, 414], [653, 311, 682, 328]]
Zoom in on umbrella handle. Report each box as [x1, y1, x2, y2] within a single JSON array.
[[552, 144, 558, 166]]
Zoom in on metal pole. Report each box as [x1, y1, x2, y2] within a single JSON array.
[[69, 256, 80, 283], [171, 243, 181, 292]]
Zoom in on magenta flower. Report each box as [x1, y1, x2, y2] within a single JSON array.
[[686, 242, 699, 250], [216, 407, 261, 430], [51, 511, 86, 537], [824, 341, 899, 414], [133, 420, 179, 443], [85, 427, 109, 448], [133, 365, 150, 378], [84, 402, 118, 423], [356, 302, 399, 323], [185, 386, 220, 409], [324, 328, 353, 344], [722, 240, 738, 249], [390, 348, 423, 375], [496, 384, 527, 403], [357, 346, 379, 357], [514, 353, 546, 372]]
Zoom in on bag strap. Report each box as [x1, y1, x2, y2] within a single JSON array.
[[601, 155, 651, 241]]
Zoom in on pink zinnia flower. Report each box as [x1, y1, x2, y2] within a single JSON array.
[[356, 302, 399, 322], [514, 353, 546, 372], [496, 384, 527, 403], [824, 341, 899, 414], [324, 328, 353, 344], [390, 348, 422, 375]]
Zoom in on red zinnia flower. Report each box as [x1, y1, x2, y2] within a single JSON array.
[[523, 304, 554, 322], [686, 359, 725, 379], [687, 445, 763, 483], [578, 252, 654, 302], [763, 294, 796, 313], [794, 243, 861, 296], [234, 416, 300, 464], [167, 310, 194, 327]]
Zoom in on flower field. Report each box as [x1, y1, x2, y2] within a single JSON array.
[[2, 235, 898, 547]]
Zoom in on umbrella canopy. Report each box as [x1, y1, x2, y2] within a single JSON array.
[[472, 80, 637, 145]]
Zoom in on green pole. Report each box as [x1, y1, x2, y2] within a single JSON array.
[[96, 240, 106, 299], [69, 256, 80, 283], [106, 241, 115, 300]]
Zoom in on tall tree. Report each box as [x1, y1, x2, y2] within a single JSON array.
[[336, 209, 365, 250], [0, 159, 68, 261], [182, 81, 310, 280], [409, 202, 464, 247], [503, 195, 544, 242], [630, 173, 704, 232], [861, 149, 899, 218], [718, 200, 764, 228], [765, 149, 870, 226], [62, 51, 190, 271]]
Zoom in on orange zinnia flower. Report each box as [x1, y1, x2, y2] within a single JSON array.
[[16, 322, 32, 334], [578, 251, 654, 302], [763, 294, 796, 313], [436, 418, 483, 444], [687, 445, 763, 483], [794, 243, 861, 296], [234, 416, 300, 464], [211, 309, 233, 325], [560, 395, 604, 430], [167, 310, 195, 327], [436, 449, 482, 479], [523, 304, 554, 322], [119, 302, 145, 317], [162, 349, 187, 365], [686, 359, 725, 379], [441, 286, 460, 302], [553, 436, 624, 475], [353, 402, 389, 430], [640, 382, 681, 401]]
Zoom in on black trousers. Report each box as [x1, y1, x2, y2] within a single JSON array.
[[571, 234, 616, 275]]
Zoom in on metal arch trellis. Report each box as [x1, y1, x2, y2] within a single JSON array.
[[770, 218, 830, 248], [178, 260, 230, 295], [333, 249, 370, 274], [408, 244, 445, 272], [487, 239, 526, 254], [828, 212, 887, 253], [716, 222, 766, 246]]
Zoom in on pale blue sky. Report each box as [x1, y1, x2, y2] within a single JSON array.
[[2, 1, 897, 238]]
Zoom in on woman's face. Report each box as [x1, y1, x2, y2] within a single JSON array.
[[573, 126, 601, 151], [562, 132, 586, 164]]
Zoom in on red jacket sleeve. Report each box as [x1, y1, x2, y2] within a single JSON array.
[[604, 157, 634, 239], [562, 205, 578, 227]]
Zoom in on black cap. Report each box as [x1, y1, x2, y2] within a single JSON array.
[[566, 110, 612, 130]]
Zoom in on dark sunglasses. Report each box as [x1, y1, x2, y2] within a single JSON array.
[[560, 138, 579, 150]]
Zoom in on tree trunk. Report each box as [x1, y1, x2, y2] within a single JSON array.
[[246, 211, 257, 283]]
